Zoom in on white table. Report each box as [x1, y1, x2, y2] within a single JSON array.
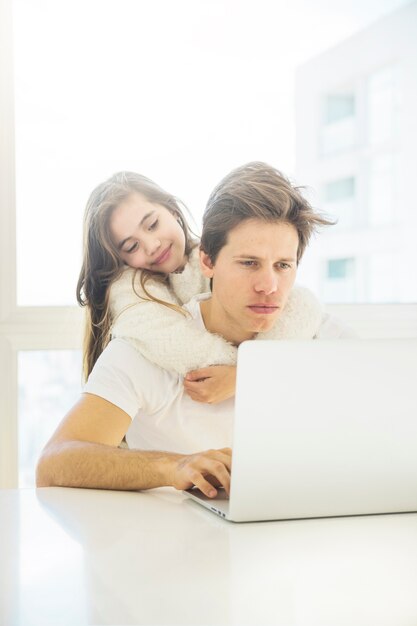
[[1, 487, 417, 625]]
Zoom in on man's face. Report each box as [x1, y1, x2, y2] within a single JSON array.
[[200, 219, 299, 343]]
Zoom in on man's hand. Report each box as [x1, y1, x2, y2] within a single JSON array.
[[183, 365, 237, 404], [170, 447, 232, 498]]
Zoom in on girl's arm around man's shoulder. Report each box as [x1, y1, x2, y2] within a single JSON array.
[[108, 267, 237, 376]]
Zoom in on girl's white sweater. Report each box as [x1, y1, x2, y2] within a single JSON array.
[[109, 247, 323, 375]]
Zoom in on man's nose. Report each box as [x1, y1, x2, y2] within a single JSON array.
[[253, 268, 279, 295]]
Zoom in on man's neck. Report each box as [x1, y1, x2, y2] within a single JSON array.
[[199, 297, 254, 346]]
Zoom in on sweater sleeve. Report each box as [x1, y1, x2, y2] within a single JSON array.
[[168, 246, 209, 304], [109, 268, 237, 376]]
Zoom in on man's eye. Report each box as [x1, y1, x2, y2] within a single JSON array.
[[240, 260, 257, 267], [278, 263, 291, 270], [149, 219, 159, 231]]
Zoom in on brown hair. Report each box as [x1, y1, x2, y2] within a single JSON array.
[[76, 171, 195, 380], [201, 161, 334, 263]]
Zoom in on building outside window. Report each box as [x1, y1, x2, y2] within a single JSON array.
[[367, 65, 396, 146], [368, 252, 396, 303], [368, 154, 396, 227], [323, 257, 357, 303], [324, 94, 355, 124], [321, 92, 357, 155], [296, 2, 417, 305], [323, 176, 356, 231], [324, 176, 355, 203]]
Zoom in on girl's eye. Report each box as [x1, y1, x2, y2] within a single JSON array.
[[125, 242, 139, 254], [149, 219, 159, 231]]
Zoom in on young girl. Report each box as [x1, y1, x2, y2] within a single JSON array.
[[77, 171, 323, 403]]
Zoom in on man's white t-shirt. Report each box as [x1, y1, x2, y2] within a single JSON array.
[[84, 294, 354, 453], [85, 338, 234, 454]]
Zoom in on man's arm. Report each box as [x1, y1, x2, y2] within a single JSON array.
[[36, 393, 231, 497]]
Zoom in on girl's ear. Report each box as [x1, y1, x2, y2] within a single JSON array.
[[199, 250, 214, 278]]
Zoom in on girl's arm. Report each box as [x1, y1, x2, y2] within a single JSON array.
[[168, 245, 209, 305], [183, 365, 236, 404], [109, 268, 237, 377]]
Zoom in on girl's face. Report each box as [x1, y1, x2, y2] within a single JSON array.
[[109, 192, 187, 273]]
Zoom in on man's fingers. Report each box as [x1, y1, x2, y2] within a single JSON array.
[[198, 456, 231, 495], [183, 386, 206, 403], [177, 450, 232, 496], [192, 475, 218, 498], [207, 449, 232, 471], [195, 459, 230, 495]]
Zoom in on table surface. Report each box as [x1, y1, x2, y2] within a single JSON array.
[[1, 486, 417, 626]]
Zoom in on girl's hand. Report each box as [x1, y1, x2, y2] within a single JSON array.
[[183, 365, 237, 404]]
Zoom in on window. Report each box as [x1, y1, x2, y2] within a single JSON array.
[[295, 8, 416, 305], [367, 66, 396, 146], [368, 154, 396, 227], [324, 95, 355, 124], [321, 92, 357, 155], [322, 257, 357, 303], [368, 253, 396, 303], [324, 177, 355, 203], [323, 176, 356, 230], [18, 351, 82, 487], [2, 0, 417, 490], [327, 258, 355, 280]]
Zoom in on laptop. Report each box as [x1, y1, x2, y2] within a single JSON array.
[[185, 338, 417, 522]]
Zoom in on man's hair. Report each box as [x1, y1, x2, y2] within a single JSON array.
[[200, 161, 334, 263]]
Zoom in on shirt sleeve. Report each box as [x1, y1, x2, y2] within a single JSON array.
[[83, 339, 181, 419]]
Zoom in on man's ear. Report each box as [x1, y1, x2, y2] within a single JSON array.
[[199, 249, 214, 278]]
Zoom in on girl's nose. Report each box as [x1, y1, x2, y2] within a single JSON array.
[[145, 237, 161, 257]]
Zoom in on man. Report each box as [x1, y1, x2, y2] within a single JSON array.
[[36, 162, 351, 497]]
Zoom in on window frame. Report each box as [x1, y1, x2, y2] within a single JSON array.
[[1, 0, 416, 488]]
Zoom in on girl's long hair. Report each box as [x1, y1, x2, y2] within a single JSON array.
[[76, 171, 195, 380]]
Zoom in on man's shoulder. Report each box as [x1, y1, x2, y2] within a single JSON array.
[[94, 338, 178, 377], [84, 339, 181, 419], [96, 337, 147, 363], [86, 339, 181, 396]]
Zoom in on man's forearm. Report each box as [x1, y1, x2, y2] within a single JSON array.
[[36, 440, 178, 491]]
